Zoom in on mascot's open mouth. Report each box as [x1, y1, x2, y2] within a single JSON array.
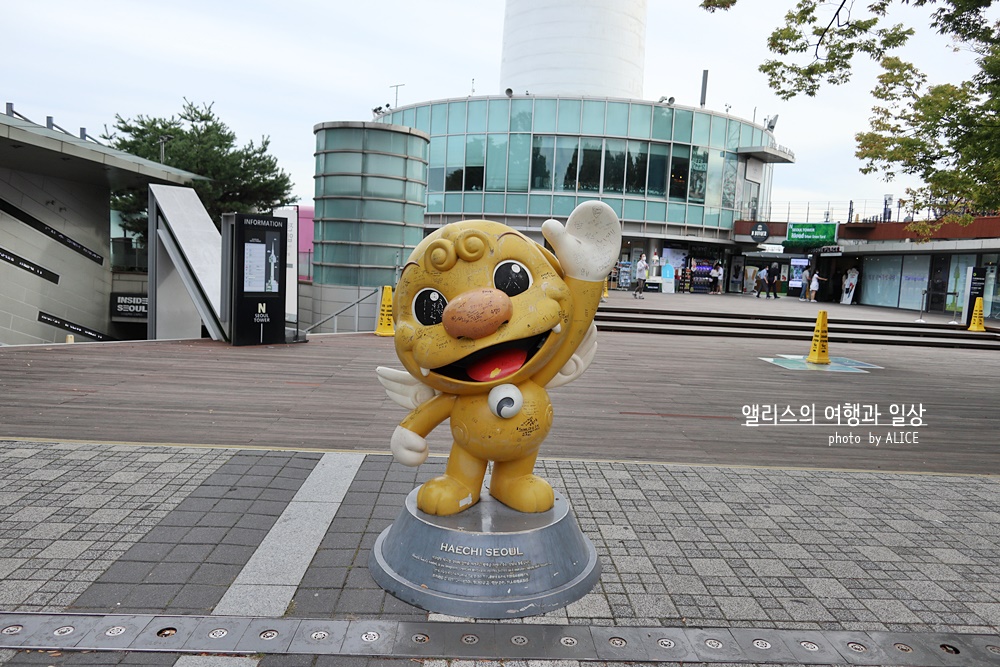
[[434, 333, 549, 382]]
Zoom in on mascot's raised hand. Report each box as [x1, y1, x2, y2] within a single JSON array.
[[376, 202, 621, 516]]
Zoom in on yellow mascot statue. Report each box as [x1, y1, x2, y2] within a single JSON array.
[[376, 202, 621, 516]]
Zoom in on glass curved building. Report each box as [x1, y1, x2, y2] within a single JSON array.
[[374, 95, 793, 245]]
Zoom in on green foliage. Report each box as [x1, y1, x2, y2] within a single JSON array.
[[703, 0, 1000, 239], [105, 100, 296, 243]]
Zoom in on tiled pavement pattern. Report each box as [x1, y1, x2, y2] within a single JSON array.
[[2, 446, 1000, 666]]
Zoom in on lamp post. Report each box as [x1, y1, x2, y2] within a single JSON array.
[[158, 135, 174, 164]]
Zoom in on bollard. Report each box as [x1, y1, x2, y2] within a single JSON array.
[[65, 334, 75, 344]]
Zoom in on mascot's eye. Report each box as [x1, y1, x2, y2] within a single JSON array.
[[493, 261, 532, 297], [413, 288, 447, 326]]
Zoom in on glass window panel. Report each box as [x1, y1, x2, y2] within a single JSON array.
[[603, 139, 626, 194], [628, 104, 651, 139], [404, 202, 424, 223], [861, 255, 903, 307], [444, 193, 463, 212], [465, 165, 484, 191], [446, 136, 465, 167], [727, 119, 741, 150], [693, 113, 711, 146], [554, 136, 579, 192], [706, 149, 724, 207], [428, 167, 444, 192], [364, 176, 405, 199], [464, 193, 484, 214], [429, 137, 445, 167], [427, 193, 443, 212], [582, 101, 606, 134], [447, 101, 466, 133], [557, 99, 581, 133], [364, 200, 405, 221], [507, 133, 531, 192], [445, 167, 464, 191], [652, 107, 673, 140], [710, 116, 727, 149], [687, 204, 704, 226], [623, 199, 645, 221], [321, 199, 361, 220], [604, 198, 623, 218], [325, 152, 363, 173], [484, 194, 506, 214], [327, 129, 364, 150], [646, 201, 667, 222], [606, 102, 629, 136], [488, 99, 510, 132], [407, 135, 428, 160], [625, 140, 648, 196], [466, 135, 486, 165], [720, 209, 734, 229], [323, 175, 362, 195], [506, 194, 528, 214], [315, 131, 325, 151], [673, 109, 693, 143], [647, 144, 668, 198], [669, 145, 690, 201], [430, 104, 447, 135], [529, 194, 552, 215], [899, 254, 931, 310], [415, 105, 430, 134], [722, 153, 738, 209], [704, 207, 720, 228], [740, 123, 753, 146], [531, 135, 555, 190], [315, 153, 324, 174], [319, 222, 359, 242], [533, 99, 557, 133], [403, 107, 415, 128], [486, 135, 508, 192], [752, 127, 763, 146], [366, 153, 405, 177], [510, 99, 533, 131], [577, 138, 603, 192], [552, 195, 576, 216], [363, 223, 404, 244], [367, 130, 406, 154], [467, 100, 488, 133], [406, 158, 424, 180]]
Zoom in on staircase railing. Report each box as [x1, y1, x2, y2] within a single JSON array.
[[306, 288, 380, 334]]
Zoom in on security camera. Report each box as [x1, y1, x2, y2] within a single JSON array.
[[505, 88, 513, 98]]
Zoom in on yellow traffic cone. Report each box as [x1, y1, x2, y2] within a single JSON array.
[[805, 310, 831, 364], [968, 296, 986, 332], [602, 277, 609, 300], [374, 285, 395, 337]]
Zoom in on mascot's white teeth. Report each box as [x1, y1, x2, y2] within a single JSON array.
[[420, 367, 430, 377], [552, 323, 561, 334]]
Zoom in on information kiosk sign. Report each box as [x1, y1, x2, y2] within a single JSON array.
[[228, 214, 288, 346]]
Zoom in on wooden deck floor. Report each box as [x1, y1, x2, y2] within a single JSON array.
[[0, 331, 996, 475]]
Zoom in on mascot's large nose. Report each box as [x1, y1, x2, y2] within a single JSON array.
[[442, 288, 513, 339]]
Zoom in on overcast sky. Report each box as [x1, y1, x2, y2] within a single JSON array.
[[3, 0, 985, 217]]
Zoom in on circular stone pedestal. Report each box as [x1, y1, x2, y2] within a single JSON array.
[[370, 488, 600, 619]]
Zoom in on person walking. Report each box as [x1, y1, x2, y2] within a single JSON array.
[[633, 253, 648, 299], [768, 262, 781, 299], [709, 262, 720, 294], [799, 265, 811, 301], [755, 265, 767, 298]]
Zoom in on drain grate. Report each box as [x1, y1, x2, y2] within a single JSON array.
[[1, 612, 998, 664]]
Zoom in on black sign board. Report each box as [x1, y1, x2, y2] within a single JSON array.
[[230, 214, 288, 346], [0, 245, 59, 283], [965, 266, 988, 327], [111, 293, 148, 319], [749, 222, 770, 243], [0, 197, 104, 265], [38, 312, 114, 341]]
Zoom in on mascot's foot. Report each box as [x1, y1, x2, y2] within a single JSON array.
[[490, 474, 555, 513], [417, 475, 481, 516]]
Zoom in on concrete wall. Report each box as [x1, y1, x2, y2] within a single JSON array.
[[0, 168, 112, 345], [298, 282, 381, 334]]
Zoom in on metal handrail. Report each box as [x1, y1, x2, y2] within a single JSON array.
[[306, 288, 381, 333], [915, 289, 960, 324]]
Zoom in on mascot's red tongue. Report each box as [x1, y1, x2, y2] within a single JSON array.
[[468, 348, 527, 382]]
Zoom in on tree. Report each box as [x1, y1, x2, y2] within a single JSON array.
[[700, 0, 999, 238], [105, 100, 296, 243]]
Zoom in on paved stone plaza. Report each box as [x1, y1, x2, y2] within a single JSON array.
[[1, 440, 998, 666]]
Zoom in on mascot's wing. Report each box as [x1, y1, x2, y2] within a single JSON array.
[[545, 323, 598, 390], [376, 366, 437, 410]]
